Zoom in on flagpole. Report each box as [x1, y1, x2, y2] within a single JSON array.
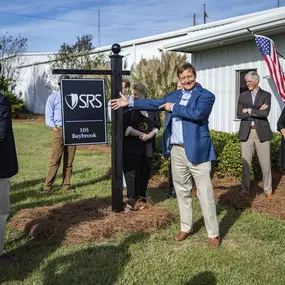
[[246, 28, 285, 60]]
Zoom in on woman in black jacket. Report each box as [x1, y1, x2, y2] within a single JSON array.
[[123, 83, 160, 206]]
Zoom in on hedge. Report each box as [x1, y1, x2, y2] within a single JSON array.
[[152, 129, 282, 179]]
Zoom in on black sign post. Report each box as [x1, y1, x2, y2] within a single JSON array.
[[61, 79, 107, 145], [52, 44, 129, 212], [110, 44, 124, 212]]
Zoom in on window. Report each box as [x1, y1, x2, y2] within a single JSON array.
[[235, 69, 257, 118]]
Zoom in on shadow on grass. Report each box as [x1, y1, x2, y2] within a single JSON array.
[[0, 196, 129, 283], [10, 194, 80, 216], [217, 180, 261, 241], [147, 187, 168, 203], [75, 167, 112, 188], [11, 167, 92, 193], [184, 271, 217, 285], [190, 183, 260, 241], [42, 233, 149, 285]]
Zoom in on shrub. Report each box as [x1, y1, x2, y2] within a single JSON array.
[[216, 140, 243, 178], [152, 129, 170, 176], [152, 129, 282, 180], [5, 91, 24, 118]]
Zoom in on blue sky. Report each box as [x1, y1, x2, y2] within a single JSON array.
[[0, 0, 283, 52]]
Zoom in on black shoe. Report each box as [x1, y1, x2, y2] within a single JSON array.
[[0, 253, 20, 264]]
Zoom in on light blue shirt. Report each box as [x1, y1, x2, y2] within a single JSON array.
[[170, 89, 193, 144], [45, 91, 62, 128]]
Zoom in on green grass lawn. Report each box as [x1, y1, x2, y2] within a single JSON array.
[[1, 122, 285, 285]]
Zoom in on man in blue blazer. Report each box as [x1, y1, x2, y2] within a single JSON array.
[[111, 63, 220, 248]]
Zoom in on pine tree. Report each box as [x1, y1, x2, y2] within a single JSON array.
[[131, 52, 187, 98]]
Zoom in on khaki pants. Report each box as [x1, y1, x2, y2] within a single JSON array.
[[241, 129, 272, 194], [45, 130, 76, 189], [0, 178, 10, 256], [171, 146, 219, 238]]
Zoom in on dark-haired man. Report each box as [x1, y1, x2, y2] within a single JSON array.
[[111, 63, 220, 248], [44, 75, 76, 194]]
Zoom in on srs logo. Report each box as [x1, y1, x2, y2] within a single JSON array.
[[65, 93, 102, 110]]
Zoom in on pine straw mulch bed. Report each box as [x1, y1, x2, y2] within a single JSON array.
[[8, 173, 285, 245], [149, 172, 285, 220], [9, 198, 175, 245], [213, 172, 285, 220]]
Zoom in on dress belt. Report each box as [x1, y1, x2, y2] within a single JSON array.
[[173, 144, 184, 148], [250, 126, 256, 129]]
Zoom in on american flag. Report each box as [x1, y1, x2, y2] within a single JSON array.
[[254, 34, 285, 100]]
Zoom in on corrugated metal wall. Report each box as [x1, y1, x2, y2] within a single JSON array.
[[193, 33, 285, 133], [16, 36, 191, 113], [120, 35, 191, 69]]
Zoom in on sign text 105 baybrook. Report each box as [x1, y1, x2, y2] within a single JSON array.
[[61, 78, 107, 145]]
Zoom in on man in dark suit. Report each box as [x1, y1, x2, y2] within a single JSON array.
[[237, 71, 273, 200], [0, 82, 19, 263]]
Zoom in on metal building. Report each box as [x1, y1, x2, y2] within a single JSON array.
[[165, 7, 285, 133], [10, 6, 285, 133]]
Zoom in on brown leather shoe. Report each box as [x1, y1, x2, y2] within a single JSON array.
[[265, 193, 273, 201], [209, 236, 220, 249], [175, 231, 191, 241], [43, 187, 52, 195]]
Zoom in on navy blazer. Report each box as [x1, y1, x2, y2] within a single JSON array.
[[0, 93, 18, 178], [133, 84, 216, 164]]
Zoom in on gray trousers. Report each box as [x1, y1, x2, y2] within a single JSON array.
[[0, 178, 10, 256], [241, 129, 272, 194], [171, 146, 219, 238]]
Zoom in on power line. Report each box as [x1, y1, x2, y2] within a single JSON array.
[[4, 0, 188, 18], [0, 11, 98, 26], [0, 11, 185, 32]]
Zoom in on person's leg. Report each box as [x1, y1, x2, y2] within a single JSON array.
[[45, 130, 64, 191], [0, 178, 10, 257], [255, 136, 272, 195], [62, 145, 77, 189], [191, 161, 219, 239], [139, 156, 152, 200], [171, 146, 193, 234], [123, 153, 141, 202], [240, 131, 255, 193]]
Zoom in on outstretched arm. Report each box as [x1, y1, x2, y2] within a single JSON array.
[[159, 92, 215, 121], [111, 92, 166, 111], [111, 92, 130, 109]]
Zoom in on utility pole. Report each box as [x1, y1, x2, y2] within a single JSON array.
[[98, 0, 101, 47], [193, 13, 197, 26], [203, 4, 208, 24], [278, 0, 280, 7]]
